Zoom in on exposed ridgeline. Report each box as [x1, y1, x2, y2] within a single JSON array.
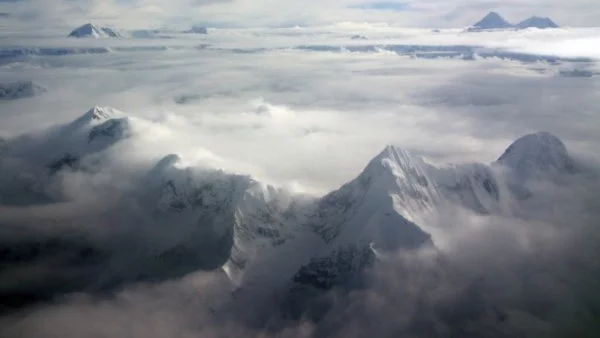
[[0, 105, 581, 310]]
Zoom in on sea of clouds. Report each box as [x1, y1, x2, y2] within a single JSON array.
[[0, 25, 600, 337]]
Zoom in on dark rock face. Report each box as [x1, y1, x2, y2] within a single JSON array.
[[293, 245, 375, 290]]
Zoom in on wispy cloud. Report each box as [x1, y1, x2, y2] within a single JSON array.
[[349, 1, 409, 11], [1, 0, 600, 29]]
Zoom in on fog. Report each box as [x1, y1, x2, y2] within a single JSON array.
[[2, 27, 600, 192], [1, 173, 599, 338], [1, 24, 600, 338]]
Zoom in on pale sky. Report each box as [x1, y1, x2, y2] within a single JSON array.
[[0, 0, 599, 29]]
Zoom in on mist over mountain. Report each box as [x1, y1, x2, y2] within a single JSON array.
[[0, 105, 599, 337], [1, 11, 599, 337]]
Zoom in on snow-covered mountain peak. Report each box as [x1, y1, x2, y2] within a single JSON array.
[[41, 107, 130, 172], [75, 106, 121, 126], [352, 143, 505, 220], [68, 23, 120, 38], [472, 12, 513, 30], [516, 16, 559, 29], [366, 145, 429, 178], [60, 106, 124, 142], [496, 132, 573, 180]]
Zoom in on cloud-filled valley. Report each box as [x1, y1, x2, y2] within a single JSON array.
[[1, 21, 600, 338]]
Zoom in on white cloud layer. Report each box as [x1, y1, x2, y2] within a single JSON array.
[[1, 17, 600, 338], [1, 27, 599, 192], [1, 0, 600, 29]]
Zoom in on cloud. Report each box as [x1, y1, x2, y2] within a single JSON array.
[[1, 19, 600, 338], [0, 169, 599, 337], [2, 28, 600, 191], [2, 0, 600, 29]]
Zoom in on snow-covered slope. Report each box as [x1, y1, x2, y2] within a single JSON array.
[[289, 131, 578, 289], [308, 145, 504, 249], [470, 12, 513, 31], [123, 128, 577, 290], [0, 81, 45, 100], [0, 106, 131, 204], [0, 106, 127, 169], [134, 153, 309, 282], [0, 107, 579, 292], [516, 16, 559, 29], [290, 145, 501, 289], [45, 106, 130, 170], [68, 23, 121, 38], [495, 131, 574, 182]]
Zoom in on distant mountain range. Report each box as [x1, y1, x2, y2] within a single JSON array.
[[0, 81, 46, 100], [68, 23, 208, 38], [68, 23, 121, 38], [469, 12, 559, 31]]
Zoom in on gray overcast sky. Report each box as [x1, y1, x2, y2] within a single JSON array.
[[0, 0, 598, 29]]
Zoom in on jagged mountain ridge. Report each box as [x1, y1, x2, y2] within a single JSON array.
[[134, 152, 308, 282], [0, 106, 578, 293]]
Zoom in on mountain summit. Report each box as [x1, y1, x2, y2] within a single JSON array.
[[468, 12, 559, 32], [496, 131, 573, 181], [516, 16, 559, 29], [68, 23, 120, 38], [471, 12, 513, 30]]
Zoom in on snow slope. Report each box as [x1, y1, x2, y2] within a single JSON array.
[[0, 106, 579, 291], [288, 131, 576, 289], [0, 106, 131, 204], [496, 131, 574, 182]]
